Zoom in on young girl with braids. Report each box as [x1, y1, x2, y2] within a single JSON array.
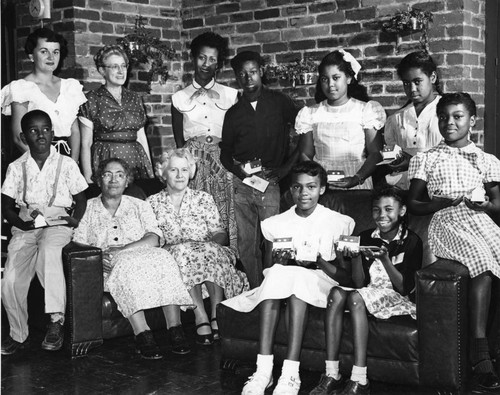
[[297, 50, 386, 190], [384, 51, 443, 188], [310, 187, 422, 395]]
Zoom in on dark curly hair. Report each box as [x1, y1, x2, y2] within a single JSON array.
[[290, 161, 328, 188], [396, 51, 443, 95], [372, 186, 408, 244], [190, 32, 229, 70], [94, 157, 133, 185], [436, 92, 476, 117], [315, 50, 369, 103], [25, 28, 68, 58], [20, 110, 52, 133]]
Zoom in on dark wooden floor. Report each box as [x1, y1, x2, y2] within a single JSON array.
[[1, 326, 498, 394]]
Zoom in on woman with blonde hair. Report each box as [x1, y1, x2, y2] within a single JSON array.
[[147, 148, 249, 345]]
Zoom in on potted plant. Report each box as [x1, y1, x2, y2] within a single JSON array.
[[265, 58, 318, 88], [116, 15, 176, 91], [382, 8, 433, 52]]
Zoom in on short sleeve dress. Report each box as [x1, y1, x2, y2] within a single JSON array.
[[408, 141, 500, 279], [295, 98, 386, 190], [73, 195, 192, 318], [79, 85, 154, 179], [350, 227, 423, 320], [1, 78, 87, 155], [147, 188, 249, 299]]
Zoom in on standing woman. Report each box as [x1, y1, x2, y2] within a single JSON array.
[[171, 32, 238, 249], [1, 28, 86, 161], [79, 45, 154, 184]]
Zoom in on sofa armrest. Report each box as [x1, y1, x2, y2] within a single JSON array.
[[62, 241, 104, 357], [416, 259, 470, 391]]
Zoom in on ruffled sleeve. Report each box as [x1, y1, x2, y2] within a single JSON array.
[[484, 153, 500, 183], [294, 105, 314, 135], [361, 100, 386, 131], [1, 80, 34, 116], [408, 152, 428, 182], [63, 78, 87, 109]]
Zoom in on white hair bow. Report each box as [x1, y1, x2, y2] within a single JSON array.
[[339, 49, 362, 79]]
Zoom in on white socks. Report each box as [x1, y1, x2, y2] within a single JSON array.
[[281, 359, 300, 378], [256, 354, 274, 377], [325, 360, 340, 380], [350, 365, 367, 385]]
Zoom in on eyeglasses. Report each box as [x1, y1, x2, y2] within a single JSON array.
[[103, 64, 128, 72], [101, 171, 127, 181]]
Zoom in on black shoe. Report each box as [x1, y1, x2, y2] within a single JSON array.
[[196, 322, 214, 346], [210, 318, 220, 341], [473, 370, 500, 390], [134, 330, 163, 360], [168, 325, 191, 355], [309, 374, 347, 395], [41, 321, 64, 351], [338, 379, 370, 395], [1, 336, 30, 355]]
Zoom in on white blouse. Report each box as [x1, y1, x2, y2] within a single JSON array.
[[295, 98, 386, 189], [1, 78, 87, 138], [171, 79, 237, 139], [384, 95, 442, 157]]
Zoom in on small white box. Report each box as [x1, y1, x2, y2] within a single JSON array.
[[470, 187, 485, 203], [337, 235, 360, 253], [243, 159, 262, 175], [327, 170, 345, 182]]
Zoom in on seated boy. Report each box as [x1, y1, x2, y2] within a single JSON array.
[[1, 109, 88, 354]]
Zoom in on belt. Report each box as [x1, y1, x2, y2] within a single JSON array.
[[191, 135, 221, 144]]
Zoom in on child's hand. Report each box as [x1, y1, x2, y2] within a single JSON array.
[[329, 176, 359, 189], [59, 216, 79, 228], [463, 196, 490, 212], [336, 242, 360, 258], [388, 152, 411, 172], [361, 245, 389, 260], [272, 249, 294, 265], [17, 220, 35, 231], [432, 194, 463, 210]]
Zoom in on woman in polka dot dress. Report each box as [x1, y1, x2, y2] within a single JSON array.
[[79, 45, 154, 184]]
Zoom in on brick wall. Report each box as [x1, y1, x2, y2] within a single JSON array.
[[6, 0, 487, 158]]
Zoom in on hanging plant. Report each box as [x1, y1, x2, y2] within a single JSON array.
[[264, 58, 318, 88], [116, 15, 176, 91], [382, 8, 433, 52]]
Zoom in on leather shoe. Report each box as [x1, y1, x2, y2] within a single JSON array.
[[309, 374, 347, 395], [473, 370, 500, 390], [168, 325, 191, 355], [1, 336, 30, 355], [210, 318, 220, 341], [134, 330, 162, 360], [338, 379, 370, 395], [196, 322, 214, 346]]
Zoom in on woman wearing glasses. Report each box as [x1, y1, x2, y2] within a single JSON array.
[[79, 45, 154, 184], [1, 28, 86, 161], [74, 158, 193, 358]]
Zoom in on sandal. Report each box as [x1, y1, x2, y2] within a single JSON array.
[[210, 318, 220, 341], [196, 322, 214, 346]]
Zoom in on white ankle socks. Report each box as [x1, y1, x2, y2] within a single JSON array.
[[350, 365, 367, 385], [325, 360, 340, 380], [256, 354, 274, 376], [281, 359, 300, 378]]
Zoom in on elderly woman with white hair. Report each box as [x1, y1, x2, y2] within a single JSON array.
[[147, 148, 249, 345]]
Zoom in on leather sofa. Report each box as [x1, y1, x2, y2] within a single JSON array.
[[27, 178, 196, 356], [216, 189, 498, 394]]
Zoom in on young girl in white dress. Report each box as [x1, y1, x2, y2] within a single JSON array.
[[297, 50, 386, 190], [408, 93, 500, 391], [222, 161, 355, 395], [1, 28, 86, 161], [384, 51, 443, 188], [310, 186, 422, 395]]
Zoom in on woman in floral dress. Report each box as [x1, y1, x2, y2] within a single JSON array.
[[147, 148, 249, 345], [73, 158, 193, 359]]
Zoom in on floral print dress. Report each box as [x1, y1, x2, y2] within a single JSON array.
[[147, 188, 249, 299], [73, 195, 192, 318]]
